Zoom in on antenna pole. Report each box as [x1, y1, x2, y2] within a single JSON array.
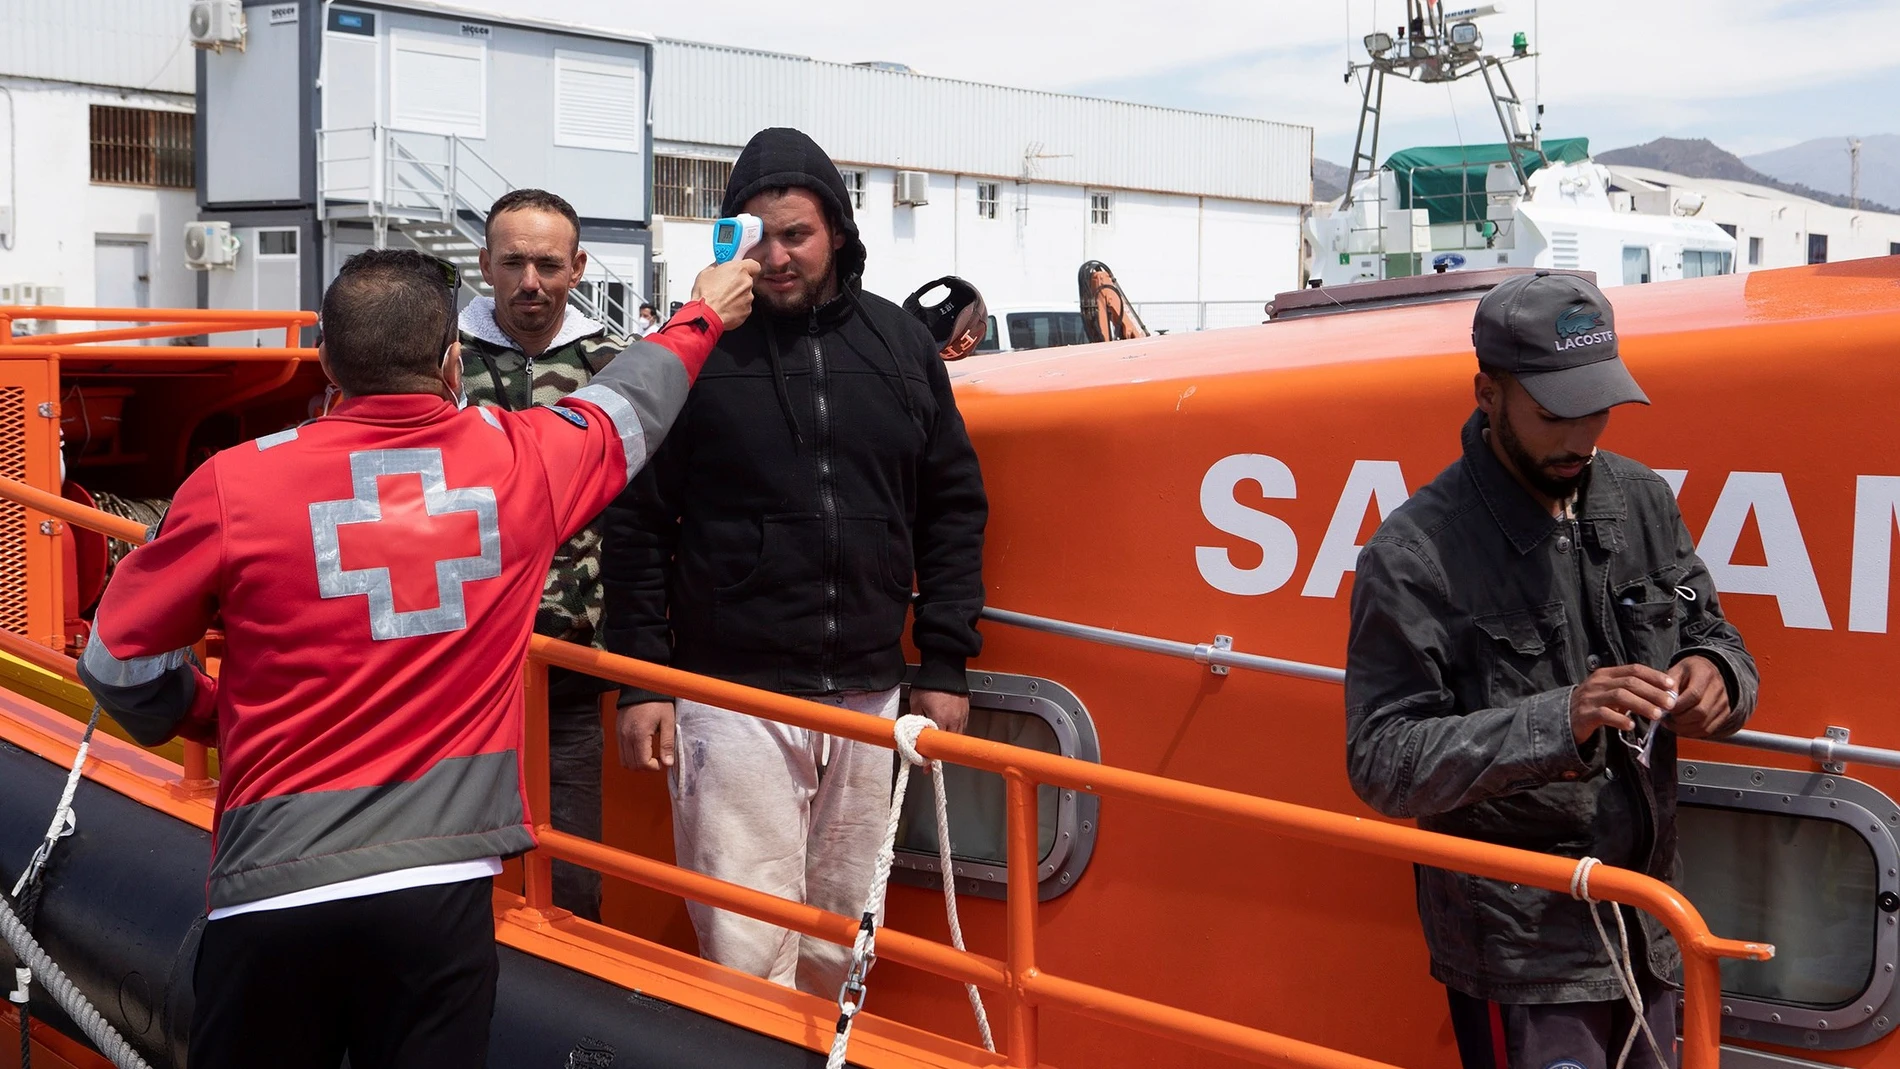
[[1849, 137, 1862, 210]]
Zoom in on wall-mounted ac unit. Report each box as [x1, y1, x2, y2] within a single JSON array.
[[648, 217, 665, 258], [188, 0, 247, 51], [894, 171, 930, 207], [184, 221, 240, 269]]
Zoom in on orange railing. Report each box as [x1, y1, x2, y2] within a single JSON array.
[[0, 306, 316, 353], [0, 476, 1774, 1069]]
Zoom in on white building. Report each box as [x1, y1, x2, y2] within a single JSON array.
[[1606, 165, 1900, 272], [1, 3, 1312, 337], [649, 40, 1312, 333], [0, 0, 199, 327]]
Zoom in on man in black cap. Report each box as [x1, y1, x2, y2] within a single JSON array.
[[601, 128, 987, 994], [1344, 271, 1758, 1068]]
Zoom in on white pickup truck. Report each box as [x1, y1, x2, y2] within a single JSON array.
[[973, 308, 1092, 353]]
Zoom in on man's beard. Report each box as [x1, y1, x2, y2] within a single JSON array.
[[1494, 409, 1591, 500], [757, 259, 838, 317]]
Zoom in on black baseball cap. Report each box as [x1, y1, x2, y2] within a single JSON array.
[[1472, 271, 1648, 418]]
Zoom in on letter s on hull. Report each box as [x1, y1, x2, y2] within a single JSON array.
[[1196, 454, 1299, 596]]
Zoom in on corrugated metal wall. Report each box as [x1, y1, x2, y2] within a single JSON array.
[[654, 39, 1312, 205], [0, 0, 195, 95]]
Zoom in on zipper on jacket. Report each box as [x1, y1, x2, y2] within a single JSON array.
[[810, 312, 840, 693]]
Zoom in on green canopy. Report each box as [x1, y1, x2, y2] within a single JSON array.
[[1382, 138, 1590, 225]]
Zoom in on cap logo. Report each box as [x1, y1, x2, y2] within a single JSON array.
[[1556, 305, 1601, 337], [1554, 303, 1614, 351]]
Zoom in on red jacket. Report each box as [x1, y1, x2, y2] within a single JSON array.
[[78, 307, 719, 910]]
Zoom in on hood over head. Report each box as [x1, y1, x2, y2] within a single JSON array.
[[721, 127, 868, 287]]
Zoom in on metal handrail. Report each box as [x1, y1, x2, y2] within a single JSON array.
[[981, 606, 1346, 684], [0, 473, 1767, 1069], [985, 607, 1900, 778], [319, 125, 650, 336], [986, 606, 1900, 775], [1719, 729, 1900, 772]]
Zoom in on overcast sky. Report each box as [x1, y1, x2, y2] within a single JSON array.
[[477, 0, 1900, 165]]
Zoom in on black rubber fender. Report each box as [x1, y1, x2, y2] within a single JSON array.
[[0, 738, 838, 1067]]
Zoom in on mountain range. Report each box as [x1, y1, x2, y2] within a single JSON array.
[[1598, 138, 1895, 213], [1744, 134, 1900, 213]]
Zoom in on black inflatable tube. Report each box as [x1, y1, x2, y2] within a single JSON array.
[[0, 739, 830, 1067]]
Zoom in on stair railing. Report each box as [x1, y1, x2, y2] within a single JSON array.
[[318, 125, 651, 337]]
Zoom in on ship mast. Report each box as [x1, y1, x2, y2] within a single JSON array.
[[1341, 1, 1542, 209]]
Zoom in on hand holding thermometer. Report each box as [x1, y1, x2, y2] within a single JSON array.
[[712, 214, 763, 264]]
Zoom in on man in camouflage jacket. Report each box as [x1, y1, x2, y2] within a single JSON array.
[[458, 188, 623, 920]]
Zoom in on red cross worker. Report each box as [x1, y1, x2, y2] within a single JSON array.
[[75, 249, 760, 1069]]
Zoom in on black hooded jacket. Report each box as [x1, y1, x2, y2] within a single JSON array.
[[601, 128, 987, 700]]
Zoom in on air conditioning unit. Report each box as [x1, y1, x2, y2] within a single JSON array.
[[894, 171, 930, 207], [648, 216, 664, 257], [184, 221, 240, 270], [188, 0, 247, 51]]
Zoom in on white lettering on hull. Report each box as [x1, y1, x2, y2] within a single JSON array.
[[1850, 476, 1900, 634], [1196, 454, 1300, 596], [1696, 472, 1832, 630], [1301, 460, 1410, 599], [1195, 455, 1900, 634]]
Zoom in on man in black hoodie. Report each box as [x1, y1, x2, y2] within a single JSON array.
[[601, 128, 987, 994]]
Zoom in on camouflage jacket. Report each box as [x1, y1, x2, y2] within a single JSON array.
[[458, 297, 627, 648]]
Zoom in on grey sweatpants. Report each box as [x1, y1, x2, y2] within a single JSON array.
[[669, 688, 900, 996]]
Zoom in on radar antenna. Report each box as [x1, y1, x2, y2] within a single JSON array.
[[1341, 1, 1541, 208]]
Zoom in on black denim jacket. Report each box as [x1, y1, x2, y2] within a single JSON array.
[[1345, 409, 1758, 1004]]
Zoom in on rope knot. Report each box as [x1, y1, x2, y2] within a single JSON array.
[[1569, 855, 1601, 902], [893, 713, 933, 768]]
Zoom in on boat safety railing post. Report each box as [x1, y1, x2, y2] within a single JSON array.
[[180, 740, 210, 786], [1707, 726, 1900, 774], [521, 656, 557, 916], [1004, 771, 1040, 1067]]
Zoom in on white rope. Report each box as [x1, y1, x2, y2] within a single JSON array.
[[827, 714, 994, 1069], [9, 713, 93, 900], [1569, 857, 1667, 1069], [1, 893, 152, 1069], [5, 705, 151, 1068]]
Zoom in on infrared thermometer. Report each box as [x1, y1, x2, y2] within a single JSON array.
[[712, 214, 763, 264]]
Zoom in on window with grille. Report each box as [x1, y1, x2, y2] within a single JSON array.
[[1089, 191, 1113, 227], [976, 182, 999, 220], [841, 170, 866, 209], [90, 106, 194, 189], [654, 156, 733, 220]]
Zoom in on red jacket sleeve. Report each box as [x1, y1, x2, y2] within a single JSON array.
[[530, 301, 724, 540], [77, 459, 222, 746]]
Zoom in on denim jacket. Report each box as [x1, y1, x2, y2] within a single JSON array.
[[1345, 409, 1758, 1003]]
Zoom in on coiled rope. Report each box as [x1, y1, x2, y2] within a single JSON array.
[[827, 714, 994, 1069], [1569, 856, 1667, 1069], [4, 705, 153, 1069]]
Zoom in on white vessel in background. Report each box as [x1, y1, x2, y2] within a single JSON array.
[[1307, 0, 1736, 288]]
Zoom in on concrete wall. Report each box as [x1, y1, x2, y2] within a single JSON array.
[[1697, 192, 1900, 272], [651, 166, 1302, 323], [0, 78, 198, 324]]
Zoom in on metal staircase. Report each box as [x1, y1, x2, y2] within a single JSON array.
[[315, 125, 644, 335]]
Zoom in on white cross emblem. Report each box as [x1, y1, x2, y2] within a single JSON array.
[[309, 449, 502, 640]]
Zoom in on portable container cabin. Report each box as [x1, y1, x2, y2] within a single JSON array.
[[195, 0, 654, 342]]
